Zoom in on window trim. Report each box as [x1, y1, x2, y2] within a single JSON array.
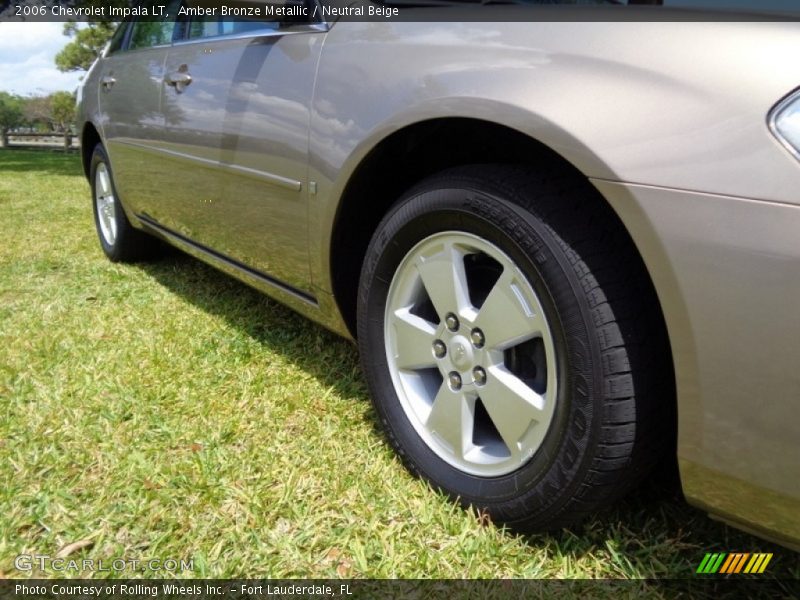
[[104, 21, 133, 57]]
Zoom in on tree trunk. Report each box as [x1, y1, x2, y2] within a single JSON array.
[[63, 132, 71, 151], [0, 129, 7, 148]]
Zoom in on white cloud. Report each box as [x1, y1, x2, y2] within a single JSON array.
[[0, 23, 84, 95]]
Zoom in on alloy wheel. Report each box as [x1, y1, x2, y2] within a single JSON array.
[[95, 162, 117, 246], [384, 231, 558, 477]]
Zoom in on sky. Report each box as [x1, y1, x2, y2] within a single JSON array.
[[0, 22, 84, 96]]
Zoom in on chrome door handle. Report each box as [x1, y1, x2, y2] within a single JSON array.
[[165, 69, 192, 93], [101, 76, 116, 91]]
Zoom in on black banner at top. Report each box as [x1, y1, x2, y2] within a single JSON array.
[[2, 0, 800, 23]]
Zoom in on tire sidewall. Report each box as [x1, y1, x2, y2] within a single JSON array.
[[358, 184, 601, 525]]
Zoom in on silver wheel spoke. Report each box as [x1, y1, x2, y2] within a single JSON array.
[[98, 168, 112, 197], [95, 163, 117, 246], [415, 242, 470, 319], [474, 269, 543, 350], [108, 201, 117, 240], [390, 309, 438, 370], [481, 365, 550, 457], [384, 231, 558, 477], [426, 386, 471, 459]]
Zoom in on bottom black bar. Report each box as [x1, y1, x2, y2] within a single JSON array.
[[1, 579, 798, 600]]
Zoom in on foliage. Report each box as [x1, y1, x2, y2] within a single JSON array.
[[50, 91, 77, 132], [20, 93, 76, 133], [55, 22, 117, 72], [22, 95, 53, 129], [0, 92, 24, 132]]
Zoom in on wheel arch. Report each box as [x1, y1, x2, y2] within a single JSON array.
[[81, 122, 102, 180], [328, 115, 680, 487], [328, 117, 666, 343]]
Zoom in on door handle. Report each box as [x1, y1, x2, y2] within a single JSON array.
[[165, 67, 192, 93], [101, 75, 116, 91]]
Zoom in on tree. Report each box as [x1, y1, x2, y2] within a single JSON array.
[[0, 92, 24, 148], [55, 21, 117, 72], [19, 93, 76, 149], [23, 95, 54, 131], [51, 92, 76, 133], [51, 91, 77, 149]]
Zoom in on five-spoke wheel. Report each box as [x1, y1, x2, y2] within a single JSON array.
[[385, 232, 557, 477], [358, 165, 670, 532], [94, 162, 118, 247]]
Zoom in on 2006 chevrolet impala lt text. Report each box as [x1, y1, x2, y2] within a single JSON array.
[[77, 0, 800, 548]]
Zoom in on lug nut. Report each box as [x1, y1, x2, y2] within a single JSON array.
[[472, 366, 487, 386], [432, 340, 447, 359], [445, 313, 460, 332], [470, 328, 485, 348], [448, 372, 462, 391]]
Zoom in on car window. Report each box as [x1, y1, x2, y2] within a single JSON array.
[[126, 0, 183, 50], [182, 0, 318, 39], [187, 18, 279, 40], [128, 21, 178, 50], [106, 22, 131, 56]]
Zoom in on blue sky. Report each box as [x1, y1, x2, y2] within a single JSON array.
[[0, 22, 84, 96]]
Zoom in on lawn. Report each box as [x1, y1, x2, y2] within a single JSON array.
[[0, 149, 797, 588]]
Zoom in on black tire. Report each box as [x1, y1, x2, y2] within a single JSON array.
[[357, 164, 674, 532], [90, 143, 162, 262]]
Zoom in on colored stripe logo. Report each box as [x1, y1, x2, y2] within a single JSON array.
[[696, 552, 773, 574]]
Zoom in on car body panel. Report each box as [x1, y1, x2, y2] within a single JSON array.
[[594, 180, 800, 548], [78, 14, 800, 547], [94, 43, 173, 226], [139, 37, 230, 240], [154, 29, 326, 294]]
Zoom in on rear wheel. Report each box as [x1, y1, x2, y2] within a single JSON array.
[[357, 165, 673, 531], [90, 143, 162, 262]]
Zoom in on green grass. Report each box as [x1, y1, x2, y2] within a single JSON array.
[[0, 148, 797, 588]]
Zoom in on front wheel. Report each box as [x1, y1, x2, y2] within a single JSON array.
[[357, 165, 672, 532]]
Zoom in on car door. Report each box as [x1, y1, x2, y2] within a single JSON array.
[[157, 10, 327, 296], [96, 6, 182, 219]]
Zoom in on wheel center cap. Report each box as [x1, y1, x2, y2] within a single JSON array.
[[449, 336, 474, 370]]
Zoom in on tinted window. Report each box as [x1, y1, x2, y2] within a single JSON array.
[[125, 0, 183, 50], [187, 18, 278, 40], [128, 21, 178, 50], [106, 22, 130, 56]]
